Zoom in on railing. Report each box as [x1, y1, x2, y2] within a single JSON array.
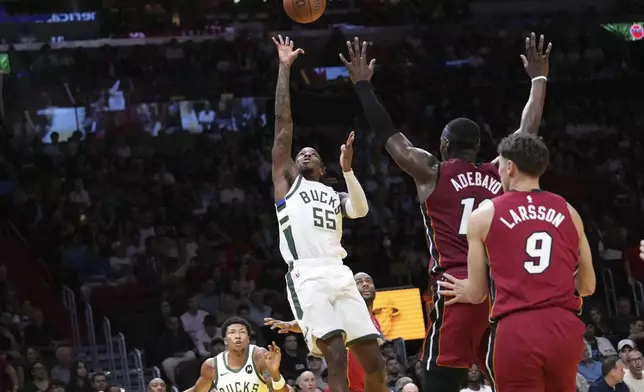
[[103, 317, 117, 377], [62, 286, 81, 353], [117, 332, 132, 391], [602, 268, 618, 318], [133, 349, 146, 392], [85, 303, 99, 369], [632, 279, 644, 317]]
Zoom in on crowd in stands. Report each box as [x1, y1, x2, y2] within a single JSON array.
[[1, 7, 644, 392]]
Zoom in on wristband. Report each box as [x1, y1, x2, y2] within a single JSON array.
[[272, 375, 286, 390], [531, 76, 547, 83]]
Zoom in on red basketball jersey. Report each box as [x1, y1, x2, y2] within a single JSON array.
[[422, 159, 502, 278], [327, 315, 382, 392], [486, 190, 583, 322]]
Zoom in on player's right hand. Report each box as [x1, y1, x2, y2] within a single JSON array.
[[520, 32, 552, 79], [264, 318, 302, 334], [339, 37, 376, 84], [272, 35, 305, 67], [639, 239, 644, 261]]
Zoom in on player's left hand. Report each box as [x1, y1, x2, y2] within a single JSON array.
[[263, 341, 282, 375], [640, 239, 644, 261], [520, 32, 552, 79], [340, 131, 355, 172], [436, 273, 471, 306], [339, 37, 376, 84]]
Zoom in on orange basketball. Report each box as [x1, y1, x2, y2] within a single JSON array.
[[283, 0, 326, 24]]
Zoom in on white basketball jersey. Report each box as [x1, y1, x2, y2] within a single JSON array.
[[275, 175, 347, 262], [213, 345, 268, 392]]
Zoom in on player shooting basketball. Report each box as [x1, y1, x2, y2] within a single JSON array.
[[270, 35, 388, 392]]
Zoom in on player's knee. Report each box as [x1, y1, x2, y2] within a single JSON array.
[[318, 335, 347, 368]]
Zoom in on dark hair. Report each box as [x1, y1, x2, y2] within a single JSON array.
[[443, 118, 481, 151], [91, 372, 108, 382], [497, 133, 550, 177], [221, 316, 252, 336], [601, 356, 621, 377], [386, 357, 399, 365]]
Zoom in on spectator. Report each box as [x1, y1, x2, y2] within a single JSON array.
[[585, 324, 617, 361], [460, 364, 491, 392], [24, 361, 50, 392], [395, 377, 418, 392], [296, 371, 317, 392], [629, 320, 644, 349], [180, 295, 209, 341], [280, 334, 308, 379], [194, 315, 222, 358], [147, 378, 166, 392], [50, 347, 74, 384], [195, 280, 218, 316], [579, 345, 603, 383], [0, 352, 19, 392], [381, 341, 396, 360], [49, 380, 67, 392], [624, 350, 644, 392], [590, 356, 628, 392], [158, 316, 196, 386], [589, 307, 618, 345], [614, 298, 637, 339], [385, 357, 404, 389], [577, 373, 590, 392], [247, 290, 271, 326], [23, 309, 61, 350], [67, 361, 92, 392], [618, 339, 636, 362], [24, 348, 42, 366], [306, 354, 327, 391], [68, 179, 91, 207], [215, 293, 237, 325], [90, 373, 108, 392]]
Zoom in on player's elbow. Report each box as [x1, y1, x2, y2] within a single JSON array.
[[576, 278, 596, 297], [469, 289, 488, 305], [354, 204, 369, 218]]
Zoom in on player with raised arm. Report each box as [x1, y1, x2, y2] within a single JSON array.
[[437, 133, 596, 391], [270, 35, 387, 392], [264, 272, 384, 392], [182, 317, 287, 392], [340, 34, 551, 392]]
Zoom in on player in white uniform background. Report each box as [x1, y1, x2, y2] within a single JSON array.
[[271, 34, 388, 392], [182, 317, 288, 392]]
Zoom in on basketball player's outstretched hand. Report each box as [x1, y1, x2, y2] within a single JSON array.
[[340, 131, 355, 172], [640, 239, 644, 261], [272, 35, 305, 66], [520, 32, 552, 79], [436, 273, 470, 306], [339, 37, 376, 84], [264, 318, 302, 334], [264, 342, 282, 374]]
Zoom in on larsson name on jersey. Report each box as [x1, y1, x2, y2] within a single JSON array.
[[298, 190, 342, 215], [450, 172, 502, 195], [500, 204, 566, 230], [214, 381, 261, 392]]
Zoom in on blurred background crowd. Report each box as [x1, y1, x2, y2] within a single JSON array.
[[1, 0, 644, 392]]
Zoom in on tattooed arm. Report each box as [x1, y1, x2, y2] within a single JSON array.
[[271, 35, 304, 201]]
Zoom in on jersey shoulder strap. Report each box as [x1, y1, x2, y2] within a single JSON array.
[[249, 345, 267, 383]]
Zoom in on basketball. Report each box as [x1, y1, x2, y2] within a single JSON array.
[[283, 0, 326, 24]]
